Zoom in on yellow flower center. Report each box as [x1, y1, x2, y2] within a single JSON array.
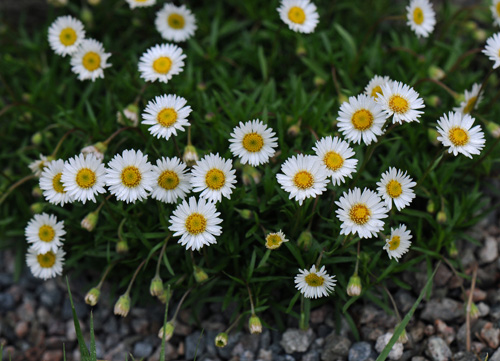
[[266, 234, 283, 249], [157, 108, 178, 127], [349, 204, 371, 225], [59, 27, 77, 46], [293, 171, 314, 190], [497, 2, 500, 17], [288, 6, 306, 24], [448, 127, 469, 146], [38, 225, 55, 243], [388, 95, 409, 114], [323, 151, 344, 171], [242, 132, 264, 153], [305, 273, 324, 287], [76, 168, 97, 189], [37, 251, 56, 268], [388, 235, 401, 251], [121, 166, 142, 188], [153, 57, 172, 74], [52, 173, 66, 194], [351, 109, 374, 131], [386, 179, 403, 198], [371, 85, 383, 99], [168, 13, 185, 29], [413, 7, 424, 25], [82, 52, 101, 71], [205, 169, 225, 190], [158, 170, 180, 190], [462, 96, 477, 114], [185, 213, 207, 235]]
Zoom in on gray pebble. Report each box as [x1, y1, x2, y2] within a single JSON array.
[[0, 293, 15, 312], [133, 341, 153, 358], [425, 336, 452, 361], [186, 331, 206, 360], [348, 342, 372, 361]]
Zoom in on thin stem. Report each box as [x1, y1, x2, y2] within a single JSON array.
[[315, 249, 325, 269], [412, 78, 457, 98], [51, 129, 77, 157], [354, 240, 361, 275], [155, 235, 172, 277], [104, 127, 132, 146], [225, 314, 243, 333], [117, 218, 127, 243], [133, 84, 148, 105], [381, 283, 401, 322], [0, 174, 35, 206], [246, 283, 256, 315], [306, 196, 320, 230], [465, 264, 478, 352], [172, 136, 182, 159], [443, 48, 482, 79], [416, 150, 445, 187], [125, 258, 148, 294], [96, 261, 117, 289], [172, 287, 193, 321], [472, 136, 500, 169], [187, 126, 192, 146]]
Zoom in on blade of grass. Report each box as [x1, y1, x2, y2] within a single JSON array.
[[90, 311, 96, 361], [160, 285, 171, 361], [65, 277, 90, 360]]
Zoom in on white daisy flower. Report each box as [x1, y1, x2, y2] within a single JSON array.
[[151, 157, 191, 204], [190, 153, 237, 203], [105, 149, 155, 203], [436, 111, 486, 158], [29, 154, 51, 177], [26, 246, 66, 280], [294, 265, 336, 299], [335, 187, 388, 239], [70, 39, 111, 81], [406, 0, 436, 38], [25, 213, 65, 254], [364, 75, 392, 100], [61, 154, 106, 204], [277, 0, 319, 34], [168, 196, 223, 251], [276, 154, 328, 206], [141, 94, 191, 140], [376, 167, 416, 211], [138, 43, 186, 83], [483, 32, 500, 69], [492, 0, 500, 27], [39, 159, 72, 206], [48, 15, 85, 57], [155, 3, 197, 42], [265, 230, 289, 250], [229, 119, 278, 166], [125, 0, 156, 9], [337, 94, 387, 145], [454, 83, 484, 115], [383, 224, 412, 261], [312, 136, 358, 186], [377, 81, 425, 124]]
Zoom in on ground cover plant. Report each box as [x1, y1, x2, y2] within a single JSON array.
[[1, 0, 500, 357]]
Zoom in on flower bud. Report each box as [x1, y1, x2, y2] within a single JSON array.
[[193, 265, 209, 283], [347, 274, 362, 297], [81, 141, 107, 161], [197, 82, 207, 91], [158, 321, 175, 341], [248, 314, 262, 334], [296, 45, 306, 56], [426, 199, 436, 214], [32, 186, 43, 198], [242, 165, 261, 186], [428, 65, 445, 80], [427, 128, 439, 146], [150, 275, 164, 297], [464, 21, 477, 31], [117, 104, 139, 127], [426, 95, 441, 108], [454, 93, 465, 104], [214, 332, 228, 348], [448, 242, 458, 259], [236, 209, 253, 220], [436, 210, 447, 224], [85, 287, 101, 306], [116, 239, 129, 254], [157, 288, 171, 304], [468, 302, 480, 320], [114, 293, 131, 317], [398, 328, 408, 344], [31, 132, 43, 146], [287, 124, 300, 138], [30, 202, 45, 214], [486, 120, 500, 139], [87, 0, 101, 5], [183, 145, 199, 166], [338, 94, 348, 105], [297, 230, 313, 251], [81, 7, 93, 26], [473, 29, 487, 42], [314, 76, 326, 87], [81, 210, 99, 232]]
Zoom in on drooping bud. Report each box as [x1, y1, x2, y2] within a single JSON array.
[[81, 210, 99, 232], [448, 242, 458, 259], [242, 165, 261, 186], [197, 82, 207, 91], [47, 0, 68, 6], [427, 128, 439, 146], [314, 76, 326, 87], [157, 288, 171, 304], [87, 0, 101, 5], [85, 287, 101, 306], [32, 186, 43, 198], [426, 95, 441, 108], [183, 145, 199, 166], [30, 202, 45, 214], [214, 332, 228, 348], [346, 274, 362, 297], [236, 209, 253, 220], [486, 120, 500, 139], [436, 210, 447, 224], [81, 141, 107, 161], [116, 239, 129, 254], [117, 104, 139, 127], [150, 275, 164, 297], [193, 266, 209, 283], [426, 199, 436, 214], [296, 45, 306, 56], [80, 7, 93, 26], [428, 65, 445, 80], [114, 293, 131, 317], [297, 230, 313, 251], [158, 321, 175, 341], [473, 29, 487, 42], [31, 132, 43, 146], [338, 94, 348, 105], [287, 123, 300, 138], [248, 314, 262, 334]]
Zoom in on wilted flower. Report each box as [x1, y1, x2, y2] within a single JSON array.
[[114, 293, 131, 317], [214, 332, 228, 348], [85, 287, 101, 306], [248, 314, 262, 334]]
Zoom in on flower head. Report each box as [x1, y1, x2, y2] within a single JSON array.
[[141, 94, 191, 140], [277, 0, 319, 34], [229, 119, 278, 166], [151, 157, 191, 203], [376, 167, 416, 211], [265, 230, 289, 250], [26, 246, 65, 280], [155, 3, 197, 42], [383, 224, 412, 261], [436, 111, 485, 158], [483, 32, 500, 69], [61, 153, 106, 204], [70, 39, 111, 81], [295, 265, 336, 299], [248, 314, 263, 334], [377, 81, 425, 124], [365, 75, 392, 100], [454, 83, 484, 115], [39, 159, 72, 206], [138, 43, 186, 83], [25, 213, 65, 254], [406, 0, 436, 38], [215, 332, 228, 348], [312, 136, 358, 185], [48, 15, 85, 56], [29, 154, 52, 177], [491, 0, 500, 27]]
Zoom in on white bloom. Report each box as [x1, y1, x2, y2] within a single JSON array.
[[61, 153, 106, 204], [383, 224, 412, 261], [229, 119, 278, 166], [39, 159, 72, 206], [277, 0, 319, 34], [377, 81, 425, 124], [312, 136, 358, 186], [105, 149, 155, 203], [125, 0, 155, 8], [141, 94, 191, 140], [155, 3, 197, 42], [190, 153, 236, 203], [436, 111, 486, 158], [376, 167, 416, 211], [335, 187, 388, 239], [492, 0, 500, 27], [364, 75, 392, 99], [276, 154, 328, 206], [406, 0, 436, 38], [294, 265, 336, 299], [483, 32, 500, 69], [138, 43, 186, 83], [151, 157, 191, 203], [337, 94, 387, 145], [265, 230, 289, 250], [454, 83, 484, 115], [168, 196, 223, 251], [26, 246, 66, 280], [29, 154, 50, 177], [25, 213, 65, 254], [70, 39, 111, 81], [48, 15, 85, 56]]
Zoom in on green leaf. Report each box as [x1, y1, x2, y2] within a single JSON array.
[[65, 277, 90, 360]]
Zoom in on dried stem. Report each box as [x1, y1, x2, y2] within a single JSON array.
[[465, 264, 478, 352]]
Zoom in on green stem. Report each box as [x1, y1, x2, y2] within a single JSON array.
[[51, 129, 77, 157], [125, 258, 147, 294], [416, 149, 445, 187], [172, 287, 193, 321], [354, 240, 361, 275], [0, 174, 35, 206], [155, 235, 172, 277], [246, 283, 256, 315]]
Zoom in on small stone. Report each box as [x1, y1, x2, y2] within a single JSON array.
[[133, 341, 153, 358], [37, 307, 51, 326], [375, 333, 403, 361], [477, 302, 490, 317], [0, 274, 13, 290], [302, 350, 320, 361], [460, 248, 476, 268], [480, 322, 500, 349], [452, 351, 476, 361], [38, 280, 62, 308], [132, 318, 149, 335], [41, 350, 63, 361], [424, 325, 435, 336], [348, 342, 372, 361], [464, 288, 487, 302], [395, 290, 416, 314], [479, 236, 498, 264], [477, 264, 497, 287], [490, 347, 500, 361], [410, 321, 426, 343], [425, 336, 452, 361], [310, 305, 331, 324], [433, 265, 453, 288], [148, 342, 178, 361], [434, 320, 455, 345], [186, 331, 206, 360], [280, 328, 315, 354], [257, 349, 273, 361], [0, 293, 15, 312], [15, 321, 29, 339], [421, 298, 463, 322], [260, 329, 271, 350], [62, 298, 88, 320], [411, 357, 428, 361], [321, 333, 351, 361]]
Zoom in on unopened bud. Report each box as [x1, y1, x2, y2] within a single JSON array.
[[448, 242, 458, 259], [114, 293, 131, 317], [486, 120, 500, 139], [346, 274, 362, 297], [150, 275, 164, 297], [242, 165, 261, 186], [338, 94, 348, 105], [47, 0, 68, 6], [158, 321, 175, 341], [183, 145, 199, 166], [116, 239, 129, 254], [205, 112, 215, 121], [248, 314, 262, 334], [467, 302, 480, 320], [197, 82, 207, 91], [427, 128, 439, 146], [81, 210, 99, 232], [473, 29, 487, 42], [297, 230, 313, 251], [30, 202, 45, 214], [427, 199, 436, 214], [426, 95, 441, 108], [314, 76, 326, 87], [464, 21, 478, 32], [436, 210, 447, 224], [81, 141, 107, 160], [194, 265, 209, 283], [32, 186, 43, 198], [287, 124, 300, 137], [236, 209, 253, 220], [214, 332, 228, 348], [81, 7, 93, 26], [117, 104, 139, 127], [31, 132, 43, 145], [87, 0, 101, 5], [157, 288, 171, 304], [428, 65, 445, 80], [296, 45, 306, 56], [85, 287, 101, 306]]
